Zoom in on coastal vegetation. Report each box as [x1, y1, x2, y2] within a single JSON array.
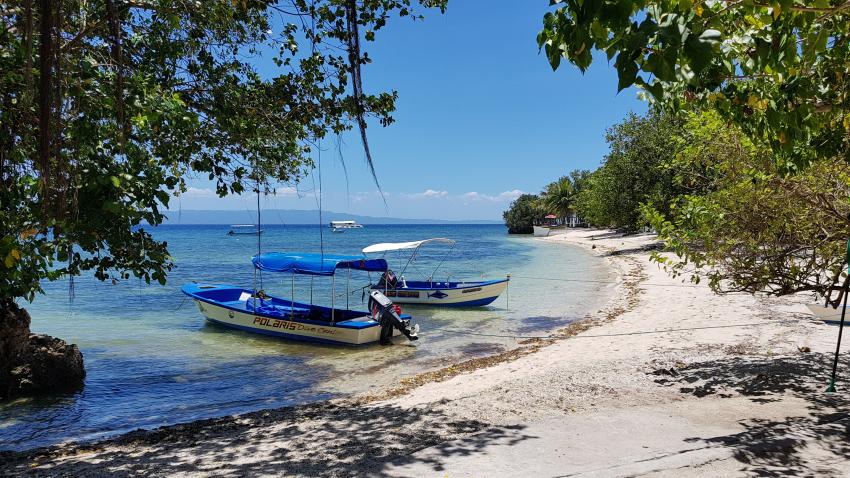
[[645, 112, 850, 297], [572, 111, 682, 231], [0, 0, 445, 398], [523, 107, 850, 299], [539, 0, 850, 168], [503, 194, 542, 234], [503, 172, 588, 233], [536, 1, 850, 302]]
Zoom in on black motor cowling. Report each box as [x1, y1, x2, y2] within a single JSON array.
[[368, 290, 419, 345], [376, 270, 399, 290]]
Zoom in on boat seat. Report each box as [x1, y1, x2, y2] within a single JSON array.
[[247, 301, 311, 318]]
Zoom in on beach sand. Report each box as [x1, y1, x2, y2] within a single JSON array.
[[3, 229, 848, 477]]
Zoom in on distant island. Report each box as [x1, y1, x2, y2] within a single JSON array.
[[160, 209, 503, 225]]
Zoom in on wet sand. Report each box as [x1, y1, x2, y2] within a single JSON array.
[[2, 229, 848, 477]]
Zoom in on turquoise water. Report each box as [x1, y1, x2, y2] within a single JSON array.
[[0, 224, 613, 451]]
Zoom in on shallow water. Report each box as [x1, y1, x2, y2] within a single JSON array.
[[0, 224, 614, 451]]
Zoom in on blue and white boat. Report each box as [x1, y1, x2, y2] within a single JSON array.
[[363, 239, 510, 307], [182, 253, 420, 345]]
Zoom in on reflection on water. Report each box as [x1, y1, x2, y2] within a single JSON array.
[[0, 225, 613, 451]]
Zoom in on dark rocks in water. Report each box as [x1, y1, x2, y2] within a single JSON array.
[[0, 303, 31, 390], [7, 334, 85, 398], [1, 302, 85, 400], [507, 226, 533, 234]]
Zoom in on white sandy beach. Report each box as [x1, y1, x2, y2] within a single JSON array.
[[2, 229, 848, 477]]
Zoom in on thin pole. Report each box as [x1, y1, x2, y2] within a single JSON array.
[[506, 274, 510, 310], [431, 242, 455, 282], [346, 267, 350, 310], [828, 248, 850, 392], [827, 283, 847, 392], [256, 177, 263, 291], [331, 274, 336, 323], [310, 276, 314, 306], [291, 272, 295, 318]]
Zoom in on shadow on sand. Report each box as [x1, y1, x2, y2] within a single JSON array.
[[0, 399, 534, 477], [652, 352, 850, 477]]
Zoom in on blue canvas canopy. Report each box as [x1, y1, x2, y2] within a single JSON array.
[[251, 252, 388, 276]]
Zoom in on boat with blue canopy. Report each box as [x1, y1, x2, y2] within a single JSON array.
[[362, 239, 510, 307], [182, 252, 420, 345]]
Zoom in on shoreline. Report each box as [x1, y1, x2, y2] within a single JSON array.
[[3, 229, 849, 477]]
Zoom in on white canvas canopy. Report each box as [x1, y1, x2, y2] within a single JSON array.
[[362, 238, 456, 254]]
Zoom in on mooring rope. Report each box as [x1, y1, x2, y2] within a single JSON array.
[[506, 274, 702, 288], [174, 295, 188, 311]]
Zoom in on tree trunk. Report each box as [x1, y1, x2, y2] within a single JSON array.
[[0, 301, 32, 397]]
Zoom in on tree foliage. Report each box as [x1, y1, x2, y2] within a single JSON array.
[[503, 194, 543, 234], [0, 0, 445, 302], [539, 175, 576, 221], [574, 111, 682, 231], [539, 0, 850, 169], [644, 111, 850, 299]]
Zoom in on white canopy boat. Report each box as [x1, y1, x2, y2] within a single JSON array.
[[330, 220, 363, 233], [362, 238, 509, 307]]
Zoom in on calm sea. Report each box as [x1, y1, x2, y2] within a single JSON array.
[[0, 224, 614, 451]]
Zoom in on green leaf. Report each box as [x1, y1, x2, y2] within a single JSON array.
[[616, 55, 639, 92]]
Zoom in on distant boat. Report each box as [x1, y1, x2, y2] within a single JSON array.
[[330, 220, 363, 233], [227, 225, 263, 236], [362, 238, 510, 307]]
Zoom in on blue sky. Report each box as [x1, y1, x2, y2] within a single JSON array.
[[175, 1, 646, 220]]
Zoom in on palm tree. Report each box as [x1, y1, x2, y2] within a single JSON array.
[[540, 176, 576, 225]]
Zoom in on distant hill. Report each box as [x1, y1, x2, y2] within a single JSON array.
[[161, 209, 503, 225]]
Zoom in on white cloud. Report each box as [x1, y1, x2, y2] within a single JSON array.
[[350, 191, 389, 202], [495, 189, 525, 201], [402, 189, 449, 199], [459, 189, 526, 202], [181, 187, 216, 198], [276, 186, 299, 197], [424, 189, 448, 198]]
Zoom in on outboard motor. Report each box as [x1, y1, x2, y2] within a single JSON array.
[[368, 290, 419, 345], [376, 270, 399, 290]]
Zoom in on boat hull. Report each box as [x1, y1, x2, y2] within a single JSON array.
[[533, 226, 550, 237], [374, 279, 509, 307], [182, 284, 401, 345], [806, 304, 850, 323]]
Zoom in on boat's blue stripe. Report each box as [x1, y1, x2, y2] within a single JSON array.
[[418, 296, 501, 307], [205, 317, 368, 346], [184, 292, 379, 330], [377, 278, 510, 292]]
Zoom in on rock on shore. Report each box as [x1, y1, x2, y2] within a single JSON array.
[[7, 334, 85, 398], [1, 303, 85, 400]]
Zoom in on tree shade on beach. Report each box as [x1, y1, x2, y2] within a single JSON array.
[[0, 0, 446, 398]]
